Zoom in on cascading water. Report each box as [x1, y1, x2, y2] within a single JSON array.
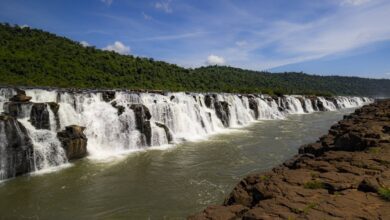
[[0, 87, 373, 180]]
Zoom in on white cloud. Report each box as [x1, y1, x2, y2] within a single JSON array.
[[80, 41, 90, 47], [235, 40, 248, 47], [20, 24, 29, 28], [206, 55, 226, 65], [103, 41, 131, 54], [341, 0, 371, 6], [155, 0, 173, 13], [101, 0, 113, 6], [142, 12, 152, 20]]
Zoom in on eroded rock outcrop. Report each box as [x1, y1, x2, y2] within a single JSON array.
[[190, 100, 390, 220], [57, 125, 88, 160], [130, 104, 152, 146], [102, 91, 116, 102], [215, 101, 230, 127], [156, 122, 173, 143], [248, 97, 259, 119], [9, 89, 32, 102], [0, 114, 34, 179]]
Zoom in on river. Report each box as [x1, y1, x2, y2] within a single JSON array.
[[0, 108, 354, 219]]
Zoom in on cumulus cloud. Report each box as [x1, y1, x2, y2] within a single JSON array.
[[20, 24, 29, 28], [206, 55, 226, 65], [103, 41, 130, 54], [80, 41, 90, 47], [101, 0, 113, 6], [341, 0, 371, 6], [155, 0, 173, 13]]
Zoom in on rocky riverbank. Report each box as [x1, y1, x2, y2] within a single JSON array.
[[190, 99, 390, 220]]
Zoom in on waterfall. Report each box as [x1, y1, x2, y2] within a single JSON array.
[[0, 87, 373, 179]]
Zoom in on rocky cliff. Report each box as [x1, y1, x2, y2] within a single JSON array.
[[190, 99, 390, 220]]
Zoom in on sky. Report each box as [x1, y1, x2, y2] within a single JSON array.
[[0, 0, 390, 78]]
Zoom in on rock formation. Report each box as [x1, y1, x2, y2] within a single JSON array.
[[102, 91, 116, 102], [9, 88, 32, 102], [156, 122, 173, 143], [214, 101, 230, 127], [30, 103, 50, 130], [0, 114, 34, 179], [130, 104, 152, 146], [57, 125, 88, 160], [190, 99, 390, 220]]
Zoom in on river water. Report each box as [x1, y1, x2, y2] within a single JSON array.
[[0, 109, 353, 219]]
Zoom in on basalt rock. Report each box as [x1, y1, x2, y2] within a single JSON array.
[[204, 94, 214, 108], [0, 114, 35, 179], [3, 102, 32, 118], [130, 104, 152, 146], [30, 103, 50, 130], [190, 100, 390, 220], [155, 122, 173, 143], [111, 101, 125, 116], [9, 89, 32, 102], [102, 91, 116, 102], [57, 125, 88, 160], [248, 98, 259, 119], [214, 101, 230, 127]]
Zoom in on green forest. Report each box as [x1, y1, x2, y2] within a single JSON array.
[[0, 23, 389, 97]]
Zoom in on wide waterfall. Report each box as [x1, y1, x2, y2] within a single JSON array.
[[0, 87, 373, 180]]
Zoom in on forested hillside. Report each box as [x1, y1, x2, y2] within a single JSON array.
[[0, 23, 389, 96]]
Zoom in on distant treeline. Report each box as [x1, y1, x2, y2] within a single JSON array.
[[0, 23, 389, 97]]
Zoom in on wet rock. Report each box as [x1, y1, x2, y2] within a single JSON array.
[[48, 102, 61, 130], [111, 101, 125, 116], [214, 101, 230, 127], [317, 99, 326, 111], [57, 125, 88, 160], [3, 101, 32, 118], [155, 122, 173, 143], [130, 104, 152, 146], [102, 91, 116, 102], [9, 89, 32, 102], [204, 94, 214, 108], [248, 98, 259, 119], [30, 103, 50, 130], [0, 114, 35, 179]]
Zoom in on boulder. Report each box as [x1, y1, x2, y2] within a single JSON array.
[[215, 101, 230, 127], [130, 104, 152, 146], [155, 122, 173, 143], [0, 114, 35, 179], [9, 89, 32, 102], [57, 125, 88, 160]]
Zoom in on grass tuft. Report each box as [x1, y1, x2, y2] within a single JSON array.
[[303, 180, 325, 189]]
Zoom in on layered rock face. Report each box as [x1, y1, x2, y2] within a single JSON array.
[[190, 100, 390, 220], [0, 114, 34, 179], [57, 125, 88, 160], [130, 104, 152, 146]]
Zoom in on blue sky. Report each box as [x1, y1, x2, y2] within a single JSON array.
[[0, 0, 390, 78]]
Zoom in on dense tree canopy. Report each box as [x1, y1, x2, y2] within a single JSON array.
[[0, 23, 389, 97]]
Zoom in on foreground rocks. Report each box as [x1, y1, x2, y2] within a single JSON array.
[[190, 100, 390, 220], [57, 125, 88, 160]]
